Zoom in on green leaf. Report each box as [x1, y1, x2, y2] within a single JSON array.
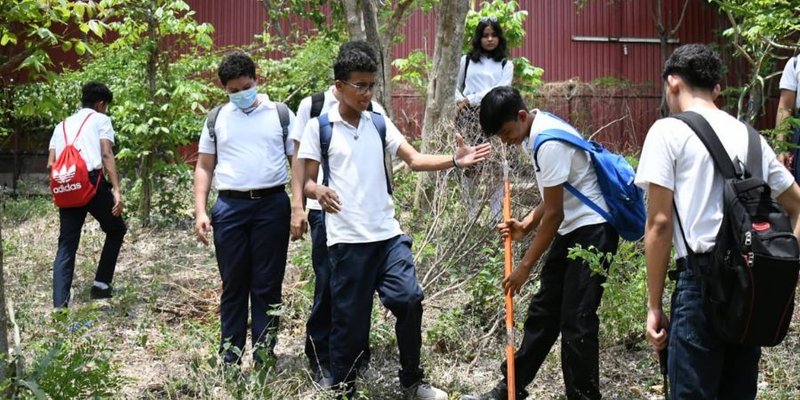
[[1, 32, 17, 46]]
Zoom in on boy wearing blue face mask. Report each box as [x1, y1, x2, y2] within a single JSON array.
[[193, 51, 296, 367]]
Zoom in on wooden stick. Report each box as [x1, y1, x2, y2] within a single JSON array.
[[502, 160, 516, 400]]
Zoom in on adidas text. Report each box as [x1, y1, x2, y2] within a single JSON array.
[[52, 182, 82, 194]]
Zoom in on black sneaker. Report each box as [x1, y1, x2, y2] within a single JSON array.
[[462, 383, 526, 400], [90, 285, 113, 300]]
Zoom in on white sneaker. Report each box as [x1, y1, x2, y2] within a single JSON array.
[[405, 381, 448, 400]]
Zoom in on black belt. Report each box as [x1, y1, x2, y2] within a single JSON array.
[[670, 253, 712, 280], [218, 186, 284, 199]]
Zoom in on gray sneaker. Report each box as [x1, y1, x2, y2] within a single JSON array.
[[405, 381, 447, 400]]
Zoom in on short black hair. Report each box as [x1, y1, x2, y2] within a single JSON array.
[[662, 44, 721, 90], [334, 44, 378, 81], [81, 81, 113, 108], [479, 86, 527, 137], [339, 40, 379, 64], [468, 19, 508, 62], [218, 51, 256, 86]]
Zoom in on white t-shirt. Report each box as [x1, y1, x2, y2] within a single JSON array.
[[290, 86, 386, 210], [49, 108, 114, 171], [455, 55, 514, 105], [525, 110, 608, 235], [198, 94, 295, 191], [635, 107, 794, 258], [297, 107, 405, 246], [778, 56, 800, 112]]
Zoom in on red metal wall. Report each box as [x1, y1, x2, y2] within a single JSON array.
[[150, 1, 737, 148]]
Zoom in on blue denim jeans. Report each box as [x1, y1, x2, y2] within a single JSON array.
[[668, 258, 760, 400]]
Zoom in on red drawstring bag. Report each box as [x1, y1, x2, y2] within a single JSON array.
[[50, 112, 101, 208]]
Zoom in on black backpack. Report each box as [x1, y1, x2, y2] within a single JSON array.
[[206, 101, 291, 156], [674, 111, 800, 347]]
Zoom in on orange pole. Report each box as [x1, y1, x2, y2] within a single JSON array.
[[502, 161, 516, 400]]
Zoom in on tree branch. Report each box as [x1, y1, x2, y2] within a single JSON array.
[[260, 0, 290, 50], [668, 0, 691, 37]]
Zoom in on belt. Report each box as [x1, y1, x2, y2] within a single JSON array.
[[670, 253, 712, 280], [218, 186, 284, 199]]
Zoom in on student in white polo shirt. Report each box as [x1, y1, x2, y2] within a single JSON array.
[[193, 51, 296, 367], [48, 81, 127, 308], [776, 54, 800, 180], [297, 46, 491, 399], [637, 44, 800, 399], [288, 40, 386, 387], [463, 86, 619, 400]]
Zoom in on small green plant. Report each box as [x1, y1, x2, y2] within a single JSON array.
[[17, 306, 126, 399], [466, 244, 504, 322], [568, 241, 649, 347]]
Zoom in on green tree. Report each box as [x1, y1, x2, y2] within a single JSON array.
[[0, 0, 111, 78], [103, 0, 214, 225], [709, 0, 800, 124]]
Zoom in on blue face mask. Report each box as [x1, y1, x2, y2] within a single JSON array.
[[229, 86, 258, 111]]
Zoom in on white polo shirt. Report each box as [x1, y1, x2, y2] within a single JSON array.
[[290, 86, 386, 211], [455, 55, 514, 106], [635, 107, 794, 258], [297, 107, 405, 246], [198, 94, 295, 191], [49, 108, 114, 171], [778, 56, 800, 112], [525, 110, 608, 235]]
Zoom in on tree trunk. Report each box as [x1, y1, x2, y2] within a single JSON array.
[[341, 0, 365, 41], [413, 0, 469, 209], [0, 201, 9, 387], [139, 12, 159, 226], [361, 0, 389, 111], [261, 0, 291, 50]]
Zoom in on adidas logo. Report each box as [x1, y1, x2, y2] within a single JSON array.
[[52, 182, 82, 194], [52, 164, 76, 184]]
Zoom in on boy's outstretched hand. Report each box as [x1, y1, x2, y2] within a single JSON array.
[[454, 133, 492, 168]]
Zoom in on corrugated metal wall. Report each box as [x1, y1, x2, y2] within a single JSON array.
[[168, 1, 750, 148]]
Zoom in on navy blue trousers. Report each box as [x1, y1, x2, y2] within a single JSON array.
[[500, 223, 618, 400], [305, 210, 371, 373], [211, 192, 289, 364], [668, 258, 760, 400], [328, 234, 424, 389], [53, 175, 127, 308]]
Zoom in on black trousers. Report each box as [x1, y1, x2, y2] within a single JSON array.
[[500, 222, 618, 400], [52, 173, 127, 308]]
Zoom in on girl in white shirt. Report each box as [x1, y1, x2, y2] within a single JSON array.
[[455, 17, 514, 218], [455, 17, 514, 110]]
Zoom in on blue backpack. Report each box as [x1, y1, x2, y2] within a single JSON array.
[[318, 111, 392, 194], [532, 126, 645, 241]]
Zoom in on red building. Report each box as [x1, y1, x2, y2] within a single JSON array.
[[184, 0, 737, 149]]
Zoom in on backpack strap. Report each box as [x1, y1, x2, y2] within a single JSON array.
[[317, 111, 392, 195], [63, 112, 95, 145], [502, 58, 507, 68], [460, 57, 470, 93], [532, 128, 592, 172], [318, 113, 333, 189], [310, 91, 325, 118], [370, 111, 392, 195], [275, 101, 290, 155], [672, 111, 740, 179], [532, 128, 611, 222], [206, 104, 224, 156]]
